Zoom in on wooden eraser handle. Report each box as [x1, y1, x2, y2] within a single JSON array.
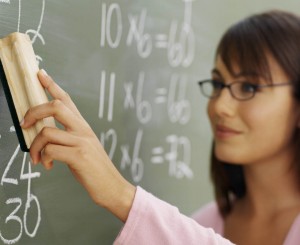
[[0, 32, 56, 149]]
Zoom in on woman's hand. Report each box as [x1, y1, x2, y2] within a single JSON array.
[[21, 70, 136, 222]]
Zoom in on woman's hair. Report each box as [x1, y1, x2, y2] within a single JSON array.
[[211, 10, 300, 217]]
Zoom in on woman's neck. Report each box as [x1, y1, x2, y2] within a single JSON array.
[[241, 151, 300, 216], [224, 151, 300, 245]]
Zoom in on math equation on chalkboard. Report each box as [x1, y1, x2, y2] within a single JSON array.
[[98, 0, 196, 183], [100, 1, 195, 67]]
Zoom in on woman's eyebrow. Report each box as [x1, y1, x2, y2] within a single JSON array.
[[211, 68, 223, 78], [234, 71, 261, 78], [211, 68, 260, 78]]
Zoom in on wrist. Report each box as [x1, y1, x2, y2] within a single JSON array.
[[104, 181, 136, 223]]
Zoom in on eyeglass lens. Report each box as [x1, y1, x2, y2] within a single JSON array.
[[200, 80, 256, 100]]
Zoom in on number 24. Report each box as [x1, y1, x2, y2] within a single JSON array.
[[0, 145, 41, 244]]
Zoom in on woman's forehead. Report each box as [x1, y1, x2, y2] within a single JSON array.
[[213, 55, 258, 78], [214, 55, 240, 75], [213, 53, 276, 83]]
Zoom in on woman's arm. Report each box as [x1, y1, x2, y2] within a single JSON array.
[[114, 186, 234, 245], [21, 69, 136, 222]]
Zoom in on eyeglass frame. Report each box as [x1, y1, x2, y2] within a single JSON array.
[[198, 79, 292, 101]]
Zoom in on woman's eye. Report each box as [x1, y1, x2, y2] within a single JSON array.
[[240, 82, 258, 93], [211, 80, 224, 90]]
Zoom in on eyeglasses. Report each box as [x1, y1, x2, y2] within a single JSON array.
[[198, 79, 292, 101]]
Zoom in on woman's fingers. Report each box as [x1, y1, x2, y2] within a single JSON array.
[[40, 144, 77, 170], [38, 70, 82, 117], [22, 100, 83, 131], [29, 127, 79, 164], [37, 144, 80, 171], [21, 70, 94, 168], [41, 160, 54, 170]]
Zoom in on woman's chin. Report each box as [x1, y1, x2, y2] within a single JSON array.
[[214, 146, 244, 164]]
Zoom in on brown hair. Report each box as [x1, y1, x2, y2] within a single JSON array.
[[211, 10, 300, 216]]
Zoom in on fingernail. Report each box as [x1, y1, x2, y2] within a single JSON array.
[[32, 158, 39, 165], [41, 69, 48, 76], [20, 118, 24, 127]]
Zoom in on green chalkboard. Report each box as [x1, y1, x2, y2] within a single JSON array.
[[0, 0, 299, 244]]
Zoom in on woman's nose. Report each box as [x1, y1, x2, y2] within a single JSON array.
[[209, 88, 237, 118]]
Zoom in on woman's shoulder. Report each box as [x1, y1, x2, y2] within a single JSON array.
[[191, 201, 224, 235], [284, 213, 300, 245], [191, 201, 221, 223]]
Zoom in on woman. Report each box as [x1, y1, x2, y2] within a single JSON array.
[[21, 10, 300, 244], [193, 10, 300, 244]]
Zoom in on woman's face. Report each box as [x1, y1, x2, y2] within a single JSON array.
[[208, 55, 300, 165]]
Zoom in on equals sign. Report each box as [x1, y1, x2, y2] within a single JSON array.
[[155, 88, 167, 104], [151, 147, 165, 164], [155, 34, 168, 48]]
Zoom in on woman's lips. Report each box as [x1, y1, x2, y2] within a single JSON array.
[[215, 125, 242, 139]]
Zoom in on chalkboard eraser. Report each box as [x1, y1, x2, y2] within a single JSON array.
[[0, 32, 55, 152]]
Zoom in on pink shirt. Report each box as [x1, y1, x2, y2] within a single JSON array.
[[114, 187, 233, 244], [192, 202, 300, 245], [114, 187, 300, 245]]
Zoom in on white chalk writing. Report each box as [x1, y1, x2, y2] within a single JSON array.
[[99, 0, 195, 181]]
